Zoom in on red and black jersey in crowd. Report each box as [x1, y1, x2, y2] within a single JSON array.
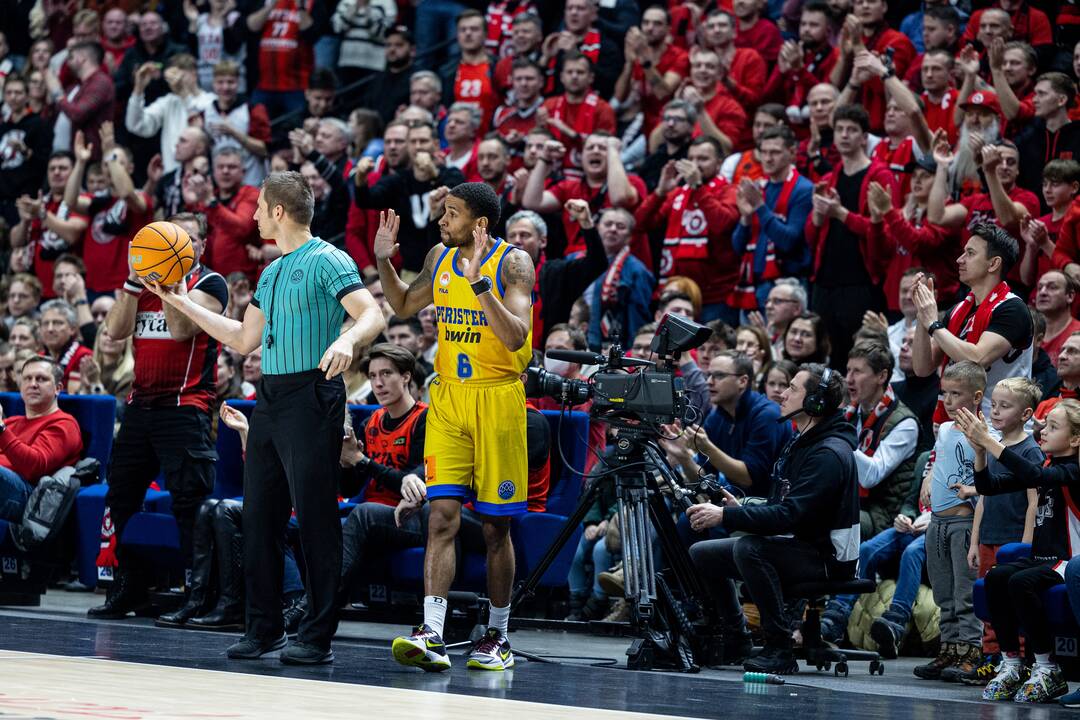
[[27, 193, 86, 299], [129, 266, 229, 412], [960, 185, 1040, 286], [256, 0, 317, 93], [361, 402, 428, 507]]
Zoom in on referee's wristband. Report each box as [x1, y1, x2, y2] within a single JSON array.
[[123, 280, 143, 297]]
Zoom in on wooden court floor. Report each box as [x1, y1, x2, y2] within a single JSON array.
[[0, 649, 690, 720]]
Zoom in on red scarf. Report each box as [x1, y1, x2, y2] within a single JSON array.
[[729, 169, 798, 310], [600, 246, 631, 340], [659, 178, 723, 282], [932, 280, 1012, 423], [844, 385, 899, 497], [546, 28, 601, 94]]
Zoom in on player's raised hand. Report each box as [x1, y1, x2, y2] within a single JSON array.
[[460, 225, 489, 282], [373, 210, 400, 261]]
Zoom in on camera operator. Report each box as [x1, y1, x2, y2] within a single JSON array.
[[662, 351, 792, 501], [686, 363, 860, 675]]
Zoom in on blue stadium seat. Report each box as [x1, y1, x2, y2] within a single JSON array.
[[512, 513, 584, 588], [0, 393, 117, 589], [540, 410, 591, 517], [0, 392, 115, 483]]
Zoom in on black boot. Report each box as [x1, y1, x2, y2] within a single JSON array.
[[157, 501, 218, 628], [88, 568, 148, 619], [283, 593, 308, 635], [189, 507, 243, 631]]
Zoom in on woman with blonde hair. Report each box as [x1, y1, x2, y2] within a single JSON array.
[[79, 325, 135, 404]]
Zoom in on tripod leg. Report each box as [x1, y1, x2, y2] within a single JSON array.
[[509, 476, 604, 611]]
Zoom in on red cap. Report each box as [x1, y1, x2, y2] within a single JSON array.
[[960, 90, 1005, 126]]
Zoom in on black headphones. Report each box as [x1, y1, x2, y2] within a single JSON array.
[[803, 367, 836, 418]]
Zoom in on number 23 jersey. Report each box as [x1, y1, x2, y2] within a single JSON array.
[[432, 239, 533, 383]]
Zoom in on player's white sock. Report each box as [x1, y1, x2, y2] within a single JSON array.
[[424, 595, 448, 637], [488, 602, 510, 637]]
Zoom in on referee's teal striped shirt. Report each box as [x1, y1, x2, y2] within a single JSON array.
[[251, 238, 364, 375]]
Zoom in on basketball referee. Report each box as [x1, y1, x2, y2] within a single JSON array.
[[148, 172, 385, 665]]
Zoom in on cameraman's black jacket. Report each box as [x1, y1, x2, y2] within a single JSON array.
[[720, 412, 861, 579]]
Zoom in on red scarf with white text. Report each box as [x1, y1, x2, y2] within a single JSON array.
[[729, 168, 799, 309]]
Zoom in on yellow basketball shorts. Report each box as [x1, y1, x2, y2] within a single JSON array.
[[424, 375, 528, 516]]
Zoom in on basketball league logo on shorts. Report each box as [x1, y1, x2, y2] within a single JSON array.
[[497, 480, 516, 500]]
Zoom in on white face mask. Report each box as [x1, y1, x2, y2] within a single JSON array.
[[543, 357, 572, 377]]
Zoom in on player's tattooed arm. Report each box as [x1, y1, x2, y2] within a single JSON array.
[[479, 247, 534, 351]]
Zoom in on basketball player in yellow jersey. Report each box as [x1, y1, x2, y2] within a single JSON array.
[[375, 183, 534, 672]]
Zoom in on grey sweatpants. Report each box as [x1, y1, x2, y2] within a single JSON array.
[[926, 513, 980, 646]]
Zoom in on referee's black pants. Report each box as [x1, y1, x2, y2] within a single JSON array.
[[243, 370, 345, 649], [106, 404, 216, 573]]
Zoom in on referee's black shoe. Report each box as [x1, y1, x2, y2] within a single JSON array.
[[226, 632, 287, 659], [281, 641, 334, 665]]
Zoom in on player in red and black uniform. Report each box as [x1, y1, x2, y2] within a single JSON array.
[[89, 212, 230, 620], [339, 344, 428, 599]]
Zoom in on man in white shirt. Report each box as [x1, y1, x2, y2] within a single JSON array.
[[845, 342, 920, 539], [125, 53, 215, 172]]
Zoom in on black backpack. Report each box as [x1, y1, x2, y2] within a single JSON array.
[[10, 458, 99, 552]]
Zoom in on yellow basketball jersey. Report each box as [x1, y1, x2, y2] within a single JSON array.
[[432, 239, 533, 383]]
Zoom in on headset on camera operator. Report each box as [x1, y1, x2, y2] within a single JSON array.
[[685, 363, 860, 676]]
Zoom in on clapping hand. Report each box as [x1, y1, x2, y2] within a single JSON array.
[[862, 309, 889, 334], [911, 272, 939, 329], [866, 181, 892, 220], [1020, 215, 1049, 250], [931, 128, 954, 167], [953, 407, 993, 451]]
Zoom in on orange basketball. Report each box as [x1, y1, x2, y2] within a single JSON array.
[[129, 221, 195, 286]]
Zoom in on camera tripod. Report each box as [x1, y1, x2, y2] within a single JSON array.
[[509, 430, 721, 671]]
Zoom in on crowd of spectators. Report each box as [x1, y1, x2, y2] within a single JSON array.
[[8, 0, 1080, 700]]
